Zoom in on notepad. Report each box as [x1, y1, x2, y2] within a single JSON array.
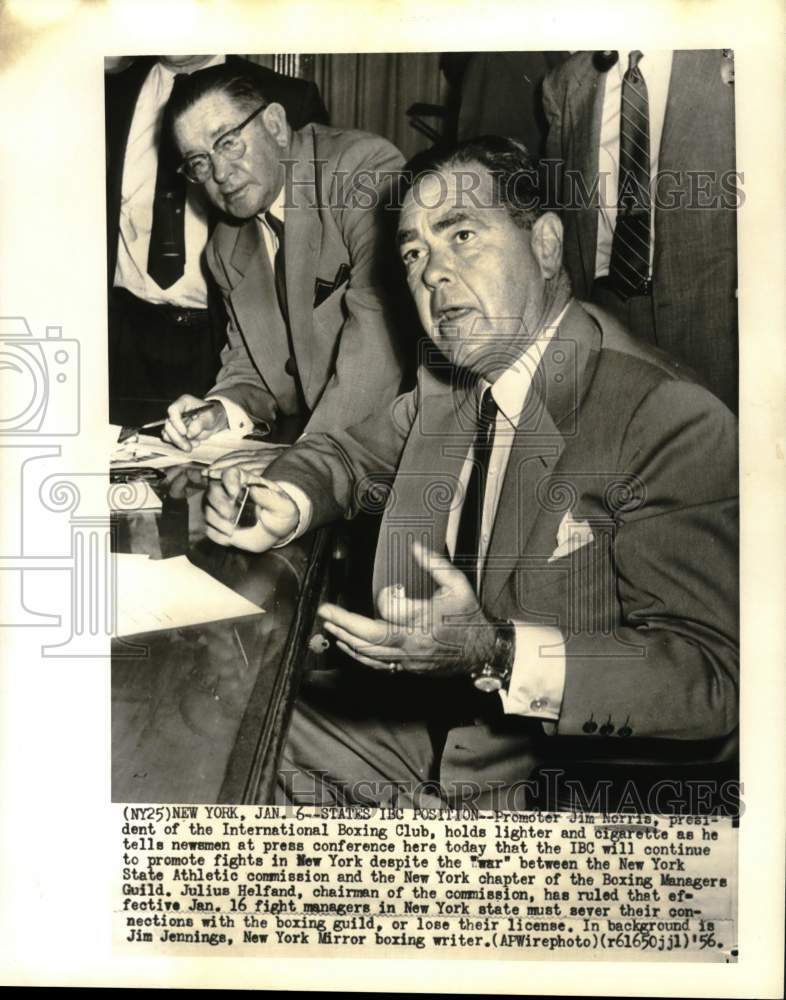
[[111, 428, 282, 468], [114, 553, 264, 637]]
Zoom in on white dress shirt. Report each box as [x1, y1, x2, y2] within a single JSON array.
[[595, 50, 674, 279], [276, 303, 572, 724], [114, 55, 224, 307]]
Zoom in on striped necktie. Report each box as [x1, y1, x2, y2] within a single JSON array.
[[606, 50, 651, 298]]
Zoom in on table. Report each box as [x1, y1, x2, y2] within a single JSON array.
[[111, 435, 335, 805]]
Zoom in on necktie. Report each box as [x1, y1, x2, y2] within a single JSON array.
[[265, 211, 306, 409], [454, 387, 498, 586], [147, 73, 188, 290], [606, 50, 651, 298], [265, 211, 290, 328]]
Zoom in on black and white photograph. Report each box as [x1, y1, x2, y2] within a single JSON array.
[[0, 0, 783, 994], [108, 49, 740, 815]]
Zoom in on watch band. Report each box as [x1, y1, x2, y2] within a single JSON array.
[[472, 620, 515, 693]]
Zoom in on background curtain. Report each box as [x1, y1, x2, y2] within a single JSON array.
[[244, 52, 446, 159], [312, 53, 444, 159]]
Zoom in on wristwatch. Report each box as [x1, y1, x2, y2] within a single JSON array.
[[471, 620, 515, 693]]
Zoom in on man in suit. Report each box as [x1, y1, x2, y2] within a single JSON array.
[[105, 55, 328, 423], [542, 50, 739, 412], [203, 136, 738, 812], [159, 64, 405, 452], [457, 51, 570, 156]]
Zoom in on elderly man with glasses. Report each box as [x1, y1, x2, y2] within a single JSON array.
[[106, 55, 328, 423], [160, 63, 406, 451]]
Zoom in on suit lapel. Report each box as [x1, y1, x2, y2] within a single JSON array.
[[372, 372, 477, 601], [481, 399, 564, 613], [282, 128, 322, 393], [227, 217, 261, 282], [222, 219, 297, 408], [659, 50, 714, 171], [482, 302, 601, 613]]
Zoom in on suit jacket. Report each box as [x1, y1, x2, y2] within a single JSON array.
[[267, 300, 738, 786], [104, 55, 329, 291], [542, 51, 739, 412], [206, 123, 406, 433], [457, 51, 570, 157]]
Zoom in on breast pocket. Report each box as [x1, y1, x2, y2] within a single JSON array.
[[312, 281, 348, 344], [513, 535, 620, 637], [314, 263, 350, 309]]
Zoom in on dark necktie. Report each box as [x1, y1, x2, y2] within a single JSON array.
[[265, 211, 306, 409], [265, 211, 290, 328], [147, 73, 188, 290], [454, 387, 498, 585], [607, 50, 651, 298]]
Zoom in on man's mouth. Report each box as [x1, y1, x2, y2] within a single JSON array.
[[222, 184, 248, 201], [434, 306, 474, 328]]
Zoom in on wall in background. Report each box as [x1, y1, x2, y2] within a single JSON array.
[[244, 51, 447, 159]]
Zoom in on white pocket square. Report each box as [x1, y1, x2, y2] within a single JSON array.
[[548, 510, 594, 562]]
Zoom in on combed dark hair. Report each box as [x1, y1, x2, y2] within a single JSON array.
[[167, 63, 269, 127], [402, 135, 544, 229]]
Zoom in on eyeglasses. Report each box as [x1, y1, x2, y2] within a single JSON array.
[[178, 103, 267, 184]]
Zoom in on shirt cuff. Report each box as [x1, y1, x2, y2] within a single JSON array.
[[269, 481, 313, 548], [206, 395, 252, 435], [499, 624, 566, 725]]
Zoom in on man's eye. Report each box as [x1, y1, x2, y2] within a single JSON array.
[[216, 132, 242, 155], [454, 229, 475, 244], [188, 155, 210, 174], [401, 247, 423, 266]]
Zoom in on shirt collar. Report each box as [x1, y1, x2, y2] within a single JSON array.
[[266, 186, 286, 225], [257, 187, 286, 234], [483, 299, 572, 425], [616, 49, 674, 80], [156, 54, 225, 80]]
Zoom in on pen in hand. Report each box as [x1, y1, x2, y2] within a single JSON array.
[[118, 402, 219, 444]]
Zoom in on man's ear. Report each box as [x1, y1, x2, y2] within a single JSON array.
[[531, 212, 564, 280], [261, 103, 290, 147]]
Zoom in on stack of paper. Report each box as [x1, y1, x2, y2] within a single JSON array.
[[110, 427, 282, 469], [113, 553, 264, 637]]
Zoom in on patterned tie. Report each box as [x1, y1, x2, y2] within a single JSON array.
[[607, 50, 651, 298], [454, 387, 498, 586], [147, 73, 188, 289]]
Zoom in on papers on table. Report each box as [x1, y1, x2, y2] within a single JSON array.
[[114, 553, 264, 637], [110, 427, 282, 469]]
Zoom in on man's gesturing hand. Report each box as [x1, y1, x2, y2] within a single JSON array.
[[319, 541, 494, 677], [162, 395, 228, 452], [204, 465, 299, 552]]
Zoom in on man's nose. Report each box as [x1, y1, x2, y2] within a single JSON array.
[[211, 152, 232, 184], [422, 249, 452, 290]]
